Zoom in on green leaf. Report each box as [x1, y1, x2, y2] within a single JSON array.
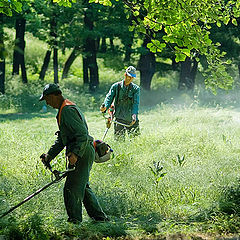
[[129, 25, 135, 32], [232, 18, 238, 26], [88, 0, 112, 6], [2, 8, 12, 16], [133, 11, 139, 16], [206, 38, 212, 46], [147, 43, 157, 53], [223, 16, 230, 25], [176, 53, 186, 62], [11, 1, 22, 12], [182, 48, 190, 57]]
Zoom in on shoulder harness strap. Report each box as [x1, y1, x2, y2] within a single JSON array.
[[116, 81, 121, 105], [58, 99, 76, 125]]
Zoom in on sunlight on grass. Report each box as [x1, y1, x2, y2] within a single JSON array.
[[1, 101, 240, 238]]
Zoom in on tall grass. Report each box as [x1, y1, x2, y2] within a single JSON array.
[[1, 89, 240, 238], [1, 28, 240, 239]]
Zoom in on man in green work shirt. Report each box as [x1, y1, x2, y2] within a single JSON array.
[[39, 83, 108, 224], [100, 66, 140, 140]]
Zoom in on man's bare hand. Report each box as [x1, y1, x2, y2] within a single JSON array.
[[100, 104, 107, 113], [131, 114, 136, 125], [67, 152, 78, 165]]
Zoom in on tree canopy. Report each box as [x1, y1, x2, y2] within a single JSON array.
[[0, 0, 75, 16], [1, 0, 240, 92], [0, 0, 23, 16], [90, 0, 240, 92]]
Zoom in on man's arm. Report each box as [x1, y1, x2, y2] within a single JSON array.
[[132, 86, 140, 116], [47, 132, 65, 161], [101, 84, 117, 112]]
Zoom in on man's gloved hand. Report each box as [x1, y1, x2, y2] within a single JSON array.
[[131, 114, 136, 126], [67, 152, 78, 165], [100, 103, 107, 113], [40, 153, 52, 169]]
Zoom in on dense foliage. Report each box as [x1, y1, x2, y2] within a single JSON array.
[[0, 0, 23, 16], [91, 0, 240, 92]]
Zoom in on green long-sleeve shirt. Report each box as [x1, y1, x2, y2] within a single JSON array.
[[48, 102, 93, 160], [104, 80, 140, 122]]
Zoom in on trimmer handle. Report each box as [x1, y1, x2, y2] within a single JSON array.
[[108, 104, 115, 115]]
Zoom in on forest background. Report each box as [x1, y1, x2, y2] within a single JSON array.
[[1, 0, 240, 239]]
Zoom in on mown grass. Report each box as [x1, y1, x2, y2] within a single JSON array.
[[1, 81, 240, 239]]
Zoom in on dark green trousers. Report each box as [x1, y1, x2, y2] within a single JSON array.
[[63, 143, 107, 222]]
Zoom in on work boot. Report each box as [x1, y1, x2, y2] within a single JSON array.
[[67, 218, 81, 224]]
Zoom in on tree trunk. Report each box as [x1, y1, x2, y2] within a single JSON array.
[[178, 57, 198, 90], [39, 50, 51, 80], [0, 13, 5, 94], [139, 54, 155, 90], [89, 53, 99, 91], [138, 34, 156, 90], [83, 5, 99, 91], [62, 47, 80, 79], [50, 4, 58, 84], [172, 57, 178, 71], [12, 20, 20, 75], [124, 43, 132, 63], [110, 38, 114, 51], [53, 48, 58, 84], [123, 33, 134, 63], [21, 50, 27, 83], [12, 17, 27, 83], [83, 56, 89, 84], [238, 63, 240, 82], [100, 37, 107, 53], [0, 60, 5, 94]]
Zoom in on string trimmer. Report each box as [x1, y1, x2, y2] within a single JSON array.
[[101, 104, 134, 140]]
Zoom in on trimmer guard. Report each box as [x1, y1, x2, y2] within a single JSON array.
[[95, 149, 113, 163]]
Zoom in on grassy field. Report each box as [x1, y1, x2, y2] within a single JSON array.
[[1, 28, 240, 239], [1, 82, 240, 239]]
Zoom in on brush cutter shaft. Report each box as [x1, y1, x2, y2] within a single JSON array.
[[111, 119, 133, 128], [102, 128, 109, 141], [0, 179, 56, 218], [100, 113, 133, 141], [102, 113, 133, 128], [0, 168, 75, 219]]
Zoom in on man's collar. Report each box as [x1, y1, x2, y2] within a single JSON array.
[[58, 98, 65, 110], [122, 79, 132, 88]]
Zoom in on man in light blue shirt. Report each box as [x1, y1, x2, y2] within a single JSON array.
[[100, 66, 140, 140]]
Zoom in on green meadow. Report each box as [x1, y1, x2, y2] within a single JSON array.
[[1, 80, 240, 239], [0, 28, 240, 239]]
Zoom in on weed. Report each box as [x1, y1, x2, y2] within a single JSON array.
[[149, 161, 167, 187]]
